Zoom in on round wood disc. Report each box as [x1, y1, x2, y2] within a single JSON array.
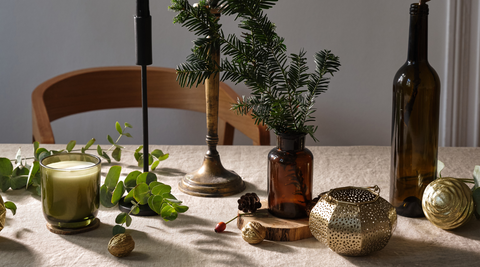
[[46, 218, 100, 235], [236, 200, 312, 241]]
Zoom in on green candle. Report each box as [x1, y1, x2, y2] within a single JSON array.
[[41, 153, 101, 229]]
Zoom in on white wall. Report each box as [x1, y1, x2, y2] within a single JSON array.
[[0, 0, 462, 147]]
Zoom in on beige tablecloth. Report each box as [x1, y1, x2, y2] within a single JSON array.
[[1, 144, 479, 266]]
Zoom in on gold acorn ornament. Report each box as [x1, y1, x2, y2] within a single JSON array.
[[241, 221, 266, 244], [422, 177, 474, 230]]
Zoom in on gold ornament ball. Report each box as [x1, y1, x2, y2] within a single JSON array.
[[0, 195, 5, 232], [422, 177, 474, 230], [108, 233, 135, 257], [241, 221, 266, 244]]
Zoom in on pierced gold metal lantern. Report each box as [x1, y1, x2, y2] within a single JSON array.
[[309, 186, 397, 256]]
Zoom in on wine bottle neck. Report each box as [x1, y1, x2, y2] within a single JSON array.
[[407, 3, 429, 62]]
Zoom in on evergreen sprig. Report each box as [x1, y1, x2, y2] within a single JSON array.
[[170, 0, 340, 140]]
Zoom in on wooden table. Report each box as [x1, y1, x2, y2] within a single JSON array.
[[1, 144, 479, 266]]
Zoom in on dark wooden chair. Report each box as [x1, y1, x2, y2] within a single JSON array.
[[32, 66, 270, 145]]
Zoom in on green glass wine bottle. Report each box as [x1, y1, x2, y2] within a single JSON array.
[[390, 2, 441, 218]]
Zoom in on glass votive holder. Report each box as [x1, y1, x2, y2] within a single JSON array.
[[40, 153, 101, 233]]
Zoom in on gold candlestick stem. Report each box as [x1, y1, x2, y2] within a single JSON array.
[[179, 8, 245, 197]]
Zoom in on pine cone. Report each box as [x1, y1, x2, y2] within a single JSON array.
[[238, 193, 262, 213]]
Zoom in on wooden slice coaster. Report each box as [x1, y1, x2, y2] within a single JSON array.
[[46, 218, 100, 235], [237, 200, 312, 241]]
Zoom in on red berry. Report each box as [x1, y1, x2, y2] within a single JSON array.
[[215, 222, 226, 233]]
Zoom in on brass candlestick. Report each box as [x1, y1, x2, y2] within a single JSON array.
[[179, 8, 245, 197]]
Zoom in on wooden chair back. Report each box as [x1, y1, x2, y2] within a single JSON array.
[[32, 66, 270, 145]]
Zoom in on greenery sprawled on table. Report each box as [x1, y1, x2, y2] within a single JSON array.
[[0, 122, 188, 235], [169, 0, 340, 141]]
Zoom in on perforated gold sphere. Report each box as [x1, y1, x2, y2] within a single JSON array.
[[309, 186, 396, 256], [422, 177, 474, 230]]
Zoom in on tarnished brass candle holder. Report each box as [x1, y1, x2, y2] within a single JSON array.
[[178, 8, 245, 197]]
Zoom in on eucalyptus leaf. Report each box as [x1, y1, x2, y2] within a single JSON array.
[[102, 152, 111, 164], [10, 175, 28, 190], [173, 204, 189, 213], [35, 148, 49, 161], [472, 187, 480, 220], [137, 172, 157, 185], [112, 225, 126, 236], [125, 122, 133, 128], [151, 149, 164, 158], [133, 183, 150, 205], [115, 121, 123, 135], [66, 140, 76, 152], [15, 148, 22, 166], [107, 135, 115, 145], [38, 151, 51, 162], [135, 146, 143, 153], [165, 198, 183, 204], [0, 158, 13, 177], [124, 133, 133, 138], [148, 195, 164, 214], [151, 160, 160, 171], [437, 160, 445, 178], [131, 205, 140, 215], [125, 170, 141, 190], [26, 161, 40, 189], [124, 188, 135, 204], [0, 176, 11, 192], [4, 201, 17, 215], [97, 145, 103, 156], [115, 212, 128, 224], [33, 142, 39, 155], [149, 181, 162, 190], [151, 183, 171, 196], [161, 204, 178, 221], [111, 181, 125, 205], [100, 184, 115, 208], [105, 166, 122, 191], [85, 138, 95, 150], [473, 165, 480, 189], [156, 154, 169, 162], [125, 214, 132, 227], [112, 147, 122, 161]]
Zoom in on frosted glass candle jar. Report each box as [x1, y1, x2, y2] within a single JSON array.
[[40, 153, 101, 229]]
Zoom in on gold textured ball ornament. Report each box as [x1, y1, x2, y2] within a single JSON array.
[[309, 186, 397, 256], [0, 195, 5, 232], [422, 177, 474, 230], [241, 221, 267, 244]]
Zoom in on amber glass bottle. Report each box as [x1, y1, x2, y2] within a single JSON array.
[[268, 134, 313, 219], [390, 3, 441, 217]]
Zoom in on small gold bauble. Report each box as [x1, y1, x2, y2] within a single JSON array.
[[0, 195, 5, 232], [241, 221, 266, 244], [422, 177, 474, 230], [108, 233, 135, 257]]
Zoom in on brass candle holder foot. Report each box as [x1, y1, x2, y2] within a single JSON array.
[[179, 150, 245, 197]]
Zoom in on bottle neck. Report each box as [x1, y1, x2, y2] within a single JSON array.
[[407, 3, 429, 63], [276, 134, 306, 151]]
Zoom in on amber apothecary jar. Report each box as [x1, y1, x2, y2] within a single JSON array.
[[268, 133, 313, 219]]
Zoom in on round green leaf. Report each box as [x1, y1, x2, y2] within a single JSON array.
[[115, 121, 123, 135], [66, 140, 76, 152], [124, 122, 133, 128], [161, 204, 178, 221], [125, 214, 132, 227], [112, 147, 122, 161], [151, 160, 160, 171], [151, 183, 171, 196], [112, 225, 126, 236], [100, 184, 115, 208], [115, 212, 128, 224], [111, 181, 125, 205], [131, 205, 140, 215], [0, 158, 13, 177], [124, 189, 135, 204], [104, 166, 122, 191], [151, 149, 164, 158], [173, 204, 189, 213], [107, 135, 115, 145], [148, 195, 164, 214], [136, 172, 157, 185], [4, 201, 17, 215], [149, 181, 162, 190], [125, 171, 141, 190], [133, 183, 151, 205]]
